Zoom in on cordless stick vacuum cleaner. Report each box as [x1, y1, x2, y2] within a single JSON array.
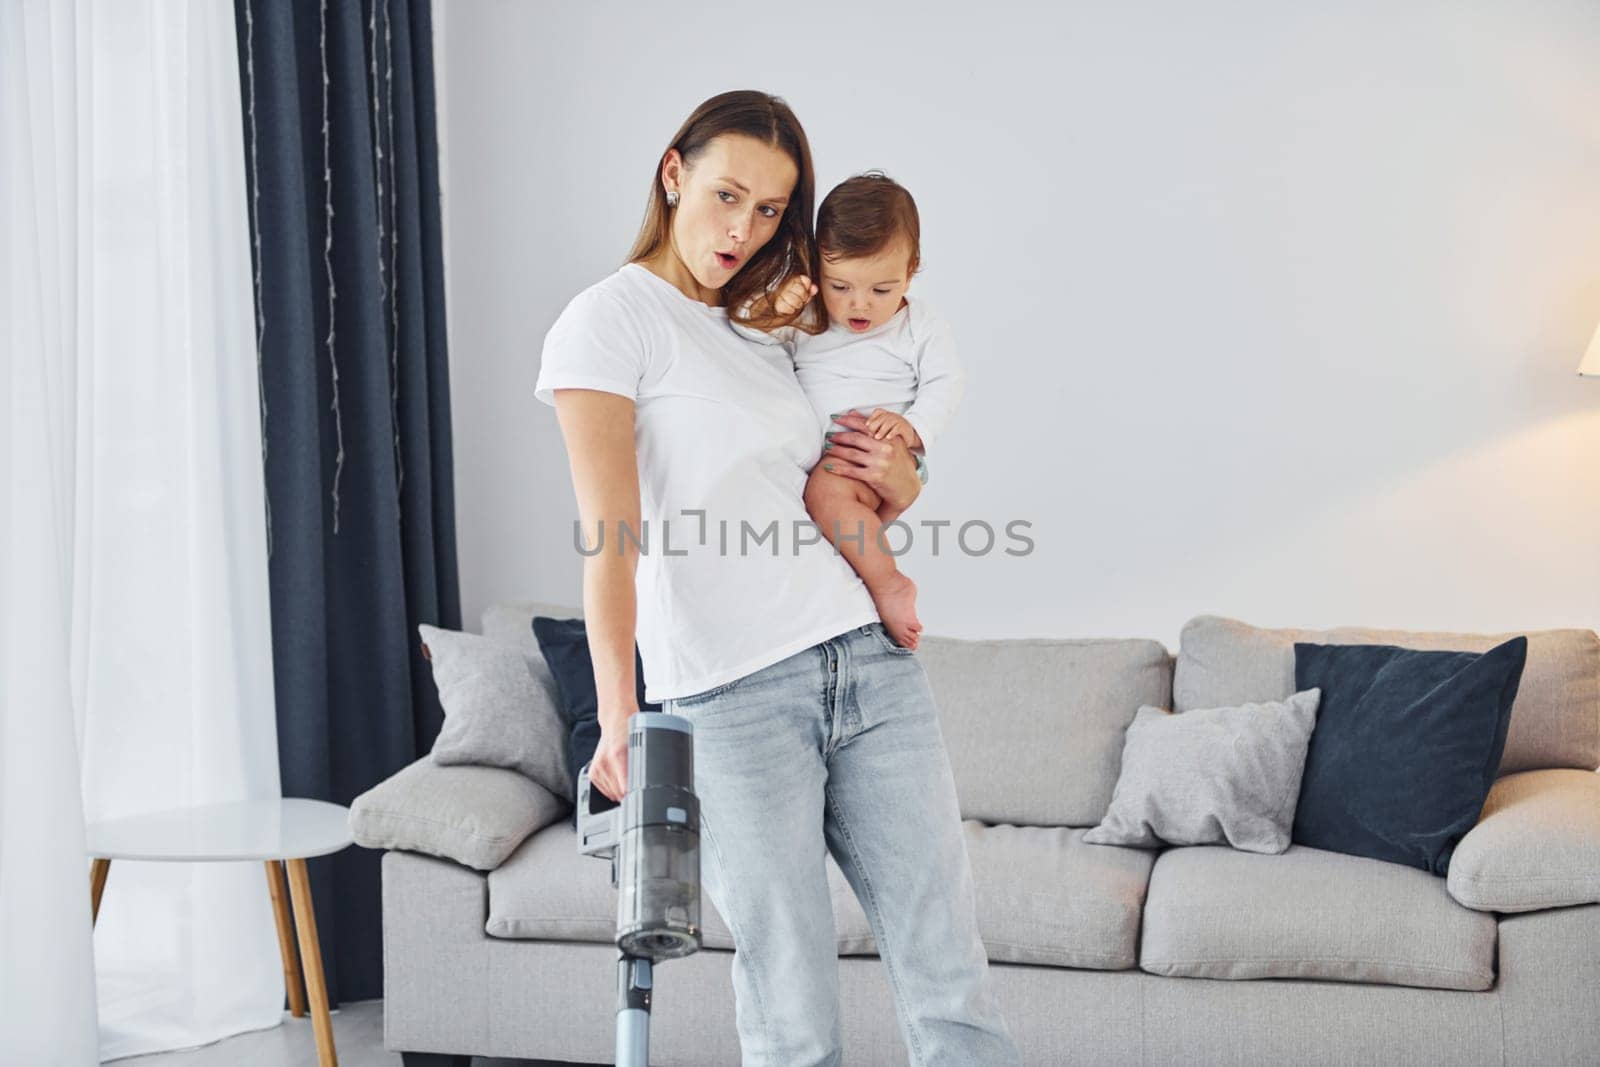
[[576, 711, 702, 1067]]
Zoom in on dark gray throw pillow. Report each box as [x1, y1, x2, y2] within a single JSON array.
[[1291, 636, 1528, 875], [1084, 689, 1322, 854], [420, 624, 572, 801]]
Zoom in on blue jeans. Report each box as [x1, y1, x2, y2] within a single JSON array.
[[664, 621, 1021, 1067]]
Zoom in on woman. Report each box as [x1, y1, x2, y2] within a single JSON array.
[[534, 90, 1020, 1067]]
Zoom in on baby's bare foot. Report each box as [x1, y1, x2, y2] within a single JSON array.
[[868, 571, 922, 651]]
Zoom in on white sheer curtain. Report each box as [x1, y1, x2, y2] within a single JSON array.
[[2, 1, 285, 1061]]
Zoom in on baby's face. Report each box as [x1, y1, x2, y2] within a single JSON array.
[[819, 241, 914, 333]]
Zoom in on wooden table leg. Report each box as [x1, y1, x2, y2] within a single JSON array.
[[89, 858, 111, 926], [265, 860, 308, 1017], [285, 858, 338, 1067]]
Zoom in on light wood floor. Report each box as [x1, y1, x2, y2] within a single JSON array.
[[108, 999, 590, 1066]]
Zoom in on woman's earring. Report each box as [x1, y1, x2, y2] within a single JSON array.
[[665, 190, 679, 208]]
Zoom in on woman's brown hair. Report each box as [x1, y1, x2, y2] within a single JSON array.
[[626, 90, 819, 332], [817, 171, 922, 276]]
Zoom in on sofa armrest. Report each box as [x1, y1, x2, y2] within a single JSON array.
[[349, 754, 569, 872], [1446, 768, 1600, 913]]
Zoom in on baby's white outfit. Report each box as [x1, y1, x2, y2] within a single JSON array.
[[733, 297, 965, 456]]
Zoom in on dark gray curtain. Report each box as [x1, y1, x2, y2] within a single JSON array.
[[232, 0, 460, 1004]]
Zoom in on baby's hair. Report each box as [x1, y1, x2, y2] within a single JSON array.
[[816, 171, 921, 276]]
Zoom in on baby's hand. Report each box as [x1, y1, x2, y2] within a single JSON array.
[[774, 275, 817, 317], [865, 409, 921, 449]]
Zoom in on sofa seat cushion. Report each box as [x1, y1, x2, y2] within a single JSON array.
[[960, 823, 1155, 969], [484, 815, 867, 952], [486, 820, 1155, 970], [1141, 844, 1497, 991]]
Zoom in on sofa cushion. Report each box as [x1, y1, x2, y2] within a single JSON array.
[[1141, 843, 1497, 991], [349, 754, 569, 871], [1083, 690, 1320, 854], [486, 820, 1155, 970], [1447, 768, 1600, 912], [483, 604, 1177, 829], [960, 823, 1155, 969], [484, 814, 868, 952], [1174, 615, 1599, 777], [481, 600, 585, 652], [918, 634, 1174, 827]]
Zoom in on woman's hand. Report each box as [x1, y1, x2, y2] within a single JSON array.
[[822, 410, 922, 522], [588, 715, 633, 802]]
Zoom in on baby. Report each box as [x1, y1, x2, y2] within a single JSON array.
[[734, 172, 965, 651]]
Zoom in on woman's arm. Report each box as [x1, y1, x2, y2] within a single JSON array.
[[823, 409, 922, 524], [551, 387, 642, 801]]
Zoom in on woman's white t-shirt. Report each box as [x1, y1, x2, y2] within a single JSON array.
[[534, 262, 880, 703]]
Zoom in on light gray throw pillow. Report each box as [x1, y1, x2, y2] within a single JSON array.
[[420, 623, 571, 800], [348, 754, 568, 871], [1083, 689, 1321, 854]]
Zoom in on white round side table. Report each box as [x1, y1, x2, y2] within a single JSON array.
[[86, 797, 354, 1067]]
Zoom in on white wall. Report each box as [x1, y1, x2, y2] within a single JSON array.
[[436, 0, 1600, 652]]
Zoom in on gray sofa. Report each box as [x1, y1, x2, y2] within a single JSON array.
[[357, 602, 1600, 1066]]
